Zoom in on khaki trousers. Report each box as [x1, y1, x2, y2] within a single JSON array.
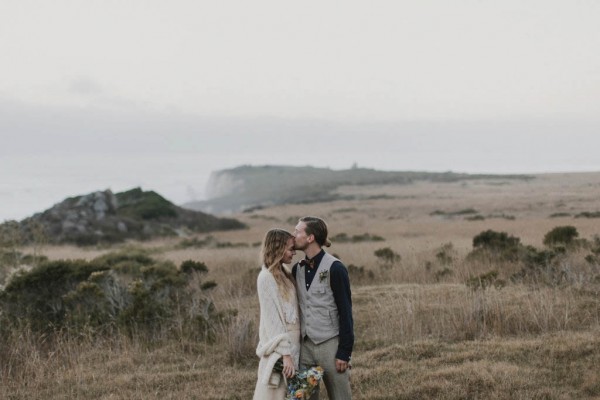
[[300, 336, 352, 400]]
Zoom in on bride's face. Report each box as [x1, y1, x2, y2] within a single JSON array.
[[281, 237, 296, 264]]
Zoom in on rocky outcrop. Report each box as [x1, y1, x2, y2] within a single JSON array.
[[12, 188, 245, 245]]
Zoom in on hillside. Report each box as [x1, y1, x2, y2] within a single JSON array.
[[5, 187, 245, 245], [184, 165, 533, 213]]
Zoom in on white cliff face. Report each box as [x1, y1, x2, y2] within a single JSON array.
[[205, 171, 245, 199]]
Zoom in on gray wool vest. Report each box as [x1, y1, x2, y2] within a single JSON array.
[[296, 252, 340, 344]]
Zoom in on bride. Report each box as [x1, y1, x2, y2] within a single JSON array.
[[253, 229, 300, 399]]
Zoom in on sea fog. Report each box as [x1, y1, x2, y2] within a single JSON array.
[[3, 145, 599, 223]]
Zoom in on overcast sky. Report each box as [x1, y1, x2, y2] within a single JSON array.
[[1, 0, 600, 221]]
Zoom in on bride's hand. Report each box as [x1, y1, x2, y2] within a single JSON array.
[[282, 355, 295, 378]]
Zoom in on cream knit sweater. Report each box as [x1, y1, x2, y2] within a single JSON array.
[[255, 266, 299, 386]]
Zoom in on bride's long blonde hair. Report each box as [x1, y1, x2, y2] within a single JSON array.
[[261, 229, 295, 300]]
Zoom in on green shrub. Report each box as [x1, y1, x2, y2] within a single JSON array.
[[431, 208, 478, 217], [180, 260, 209, 274], [454, 208, 478, 215], [468, 230, 524, 262], [473, 230, 521, 250], [216, 241, 249, 248], [575, 211, 600, 218], [487, 213, 516, 220], [465, 215, 485, 221], [511, 245, 572, 286], [0, 254, 224, 340], [201, 280, 218, 290], [374, 247, 401, 268], [331, 233, 385, 243], [522, 246, 557, 268], [0, 259, 109, 331], [585, 254, 598, 265], [63, 270, 124, 328], [91, 250, 156, 277], [543, 226, 579, 247], [116, 188, 178, 220]]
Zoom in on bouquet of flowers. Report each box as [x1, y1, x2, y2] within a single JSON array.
[[273, 358, 324, 400]]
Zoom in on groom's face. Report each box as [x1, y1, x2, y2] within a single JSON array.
[[293, 221, 311, 251]]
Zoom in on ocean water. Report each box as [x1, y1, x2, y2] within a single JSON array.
[[1, 153, 218, 222]]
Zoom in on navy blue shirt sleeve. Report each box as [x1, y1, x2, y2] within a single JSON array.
[[329, 260, 354, 362]]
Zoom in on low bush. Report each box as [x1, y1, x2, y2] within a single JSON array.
[[0, 259, 109, 331], [468, 230, 524, 262], [465, 215, 485, 221], [0, 253, 226, 341], [487, 213, 516, 220], [431, 208, 478, 218], [473, 230, 520, 250], [543, 226, 579, 247], [374, 247, 401, 268], [331, 232, 385, 243], [575, 211, 600, 218]]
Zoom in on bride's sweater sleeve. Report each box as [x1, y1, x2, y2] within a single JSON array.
[[256, 267, 292, 358]]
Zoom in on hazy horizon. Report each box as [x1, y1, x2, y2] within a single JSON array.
[[2, 107, 600, 221]]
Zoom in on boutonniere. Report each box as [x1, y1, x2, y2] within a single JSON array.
[[319, 270, 328, 283]]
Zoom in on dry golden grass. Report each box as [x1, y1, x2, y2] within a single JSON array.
[[3, 172, 600, 399], [353, 330, 600, 399]]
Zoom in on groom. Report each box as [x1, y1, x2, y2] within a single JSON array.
[[292, 216, 353, 400]]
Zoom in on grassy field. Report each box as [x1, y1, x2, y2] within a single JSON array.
[[2, 172, 600, 399]]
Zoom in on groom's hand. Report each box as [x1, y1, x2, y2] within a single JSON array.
[[335, 359, 349, 373]]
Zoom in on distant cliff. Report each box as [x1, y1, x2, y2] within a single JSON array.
[[184, 165, 533, 214], [6, 188, 245, 245]]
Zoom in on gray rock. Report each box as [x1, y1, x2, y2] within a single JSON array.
[[116, 221, 127, 233], [94, 198, 108, 220]]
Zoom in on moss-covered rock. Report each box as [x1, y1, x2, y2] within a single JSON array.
[[5, 187, 245, 246]]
